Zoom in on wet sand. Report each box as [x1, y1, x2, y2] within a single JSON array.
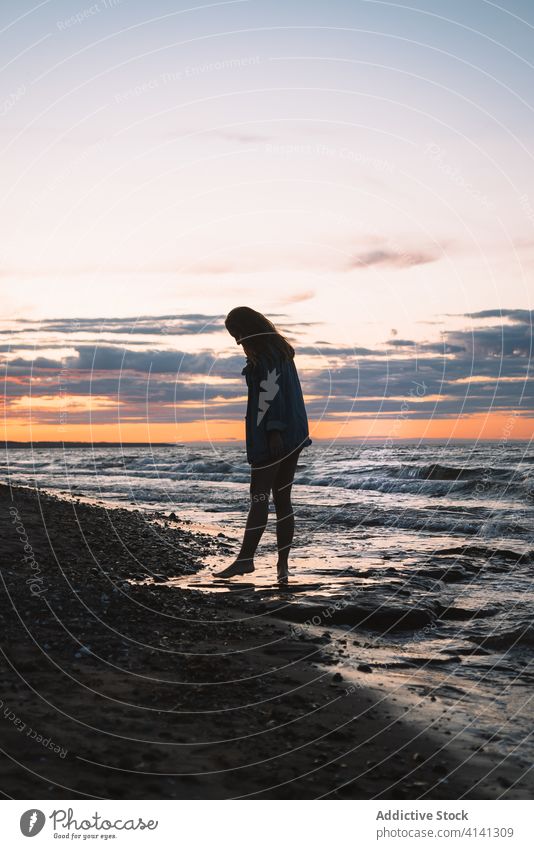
[[0, 482, 529, 799]]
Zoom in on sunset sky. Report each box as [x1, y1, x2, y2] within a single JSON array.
[[1, 0, 533, 443]]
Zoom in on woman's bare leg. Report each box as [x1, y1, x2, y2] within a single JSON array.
[[214, 462, 278, 577], [272, 450, 300, 582]]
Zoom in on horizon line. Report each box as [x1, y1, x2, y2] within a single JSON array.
[[3, 437, 532, 448]]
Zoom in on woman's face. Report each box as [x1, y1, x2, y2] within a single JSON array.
[[227, 325, 242, 345]]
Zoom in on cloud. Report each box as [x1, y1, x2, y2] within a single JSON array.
[[464, 309, 533, 324], [280, 290, 315, 304], [298, 308, 532, 419], [386, 338, 417, 347], [445, 324, 532, 359], [67, 347, 215, 374], [387, 338, 466, 354], [302, 349, 532, 419], [421, 342, 467, 354], [299, 345, 383, 357], [1, 313, 320, 340], [3, 347, 245, 377], [0, 314, 224, 337], [347, 248, 440, 270], [2, 308, 532, 425]]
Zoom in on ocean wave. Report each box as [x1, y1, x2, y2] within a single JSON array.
[[398, 463, 512, 481], [5, 448, 532, 493], [298, 505, 531, 540], [333, 475, 531, 499]]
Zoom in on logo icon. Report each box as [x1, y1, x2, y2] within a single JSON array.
[[257, 368, 280, 424], [20, 810, 46, 837]]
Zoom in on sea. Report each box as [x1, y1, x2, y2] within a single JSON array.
[[3, 440, 533, 772]]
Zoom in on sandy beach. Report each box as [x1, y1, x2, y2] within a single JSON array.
[[0, 481, 530, 800]]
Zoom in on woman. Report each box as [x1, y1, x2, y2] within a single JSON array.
[[215, 306, 312, 583]]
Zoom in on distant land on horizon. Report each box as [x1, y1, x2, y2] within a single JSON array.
[[2, 438, 530, 449], [3, 441, 176, 449]]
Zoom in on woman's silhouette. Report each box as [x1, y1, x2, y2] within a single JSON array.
[[215, 307, 312, 584]]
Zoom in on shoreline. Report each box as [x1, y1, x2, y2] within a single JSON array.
[[0, 482, 530, 799]]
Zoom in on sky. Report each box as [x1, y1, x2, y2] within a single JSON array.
[[1, 0, 533, 443]]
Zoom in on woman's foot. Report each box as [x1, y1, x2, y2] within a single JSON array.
[[214, 558, 255, 579], [276, 562, 290, 585]]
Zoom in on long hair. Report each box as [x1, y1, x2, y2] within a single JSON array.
[[225, 306, 295, 366]]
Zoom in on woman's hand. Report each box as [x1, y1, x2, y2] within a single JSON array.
[[268, 430, 284, 461]]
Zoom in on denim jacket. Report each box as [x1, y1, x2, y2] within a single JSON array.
[[241, 347, 312, 465]]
